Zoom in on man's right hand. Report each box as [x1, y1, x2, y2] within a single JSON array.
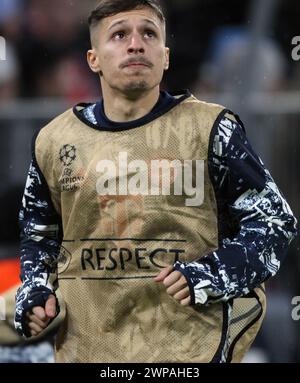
[[25, 294, 57, 337]]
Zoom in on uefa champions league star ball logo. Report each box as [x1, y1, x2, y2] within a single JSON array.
[[59, 144, 77, 166]]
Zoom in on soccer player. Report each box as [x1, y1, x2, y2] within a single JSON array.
[[15, 0, 297, 362]]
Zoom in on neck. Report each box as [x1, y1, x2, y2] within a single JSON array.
[[101, 85, 160, 122]]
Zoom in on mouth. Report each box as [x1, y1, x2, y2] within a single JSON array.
[[121, 59, 152, 69], [124, 63, 150, 68]]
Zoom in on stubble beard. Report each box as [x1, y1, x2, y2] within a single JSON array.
[[102, 68, 157, 99], [124, 79, 149, 92], [119, 78, 152, 100]]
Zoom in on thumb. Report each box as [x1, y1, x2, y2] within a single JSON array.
[[45, 294, 57, 318], [153, 265, 173, 282]]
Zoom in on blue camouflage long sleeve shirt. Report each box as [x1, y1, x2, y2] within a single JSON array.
[[174, 112, 297, 305]]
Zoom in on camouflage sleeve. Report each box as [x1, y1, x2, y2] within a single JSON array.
[[14, 143, 62, 337], [173, 111, 298, 305]]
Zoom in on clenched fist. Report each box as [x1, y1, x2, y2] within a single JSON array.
[[26, 294, 57, 337], [154, 265, 191, 306]]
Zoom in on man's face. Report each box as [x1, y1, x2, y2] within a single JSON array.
[[88, 7, 169, 97]]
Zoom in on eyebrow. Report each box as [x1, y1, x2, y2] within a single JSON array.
[[108, 18, 160, 32]]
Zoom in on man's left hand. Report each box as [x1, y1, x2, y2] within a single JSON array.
[[154, 265, 191, 306]]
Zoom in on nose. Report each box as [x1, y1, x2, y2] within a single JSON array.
[[127, 32, 145, 54]]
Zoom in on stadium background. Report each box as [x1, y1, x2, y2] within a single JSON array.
[[0, 0, 299, 363]]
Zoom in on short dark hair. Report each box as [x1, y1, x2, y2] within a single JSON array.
[[88, 0, 166, 30]]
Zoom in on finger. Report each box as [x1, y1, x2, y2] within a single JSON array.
[[28, 321, 44, 334], [180, 296, 191, 306], [30, 329, 38, 337], [45, 295, 57, 318], [173, 286, 190, 301], [163, 271, 183, 288], [32, 306, 46, 321], [153, 265, 174, 282], [166, 276, 188, 295], [27, 314, 50, 328]]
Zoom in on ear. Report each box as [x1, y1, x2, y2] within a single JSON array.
[[87, 49, 101, 74], [164, 47, 170, 70]]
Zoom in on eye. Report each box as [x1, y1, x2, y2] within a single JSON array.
[[113, 31, 126, 40], [144, 30, 156, 39]]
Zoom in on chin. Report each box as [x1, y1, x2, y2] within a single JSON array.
[[123, 80, 150, 93]]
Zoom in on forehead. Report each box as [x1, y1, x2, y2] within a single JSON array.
[[101, 7, 163, 31]]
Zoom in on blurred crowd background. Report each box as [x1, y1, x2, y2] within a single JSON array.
[[0, 0, 299, 363]]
